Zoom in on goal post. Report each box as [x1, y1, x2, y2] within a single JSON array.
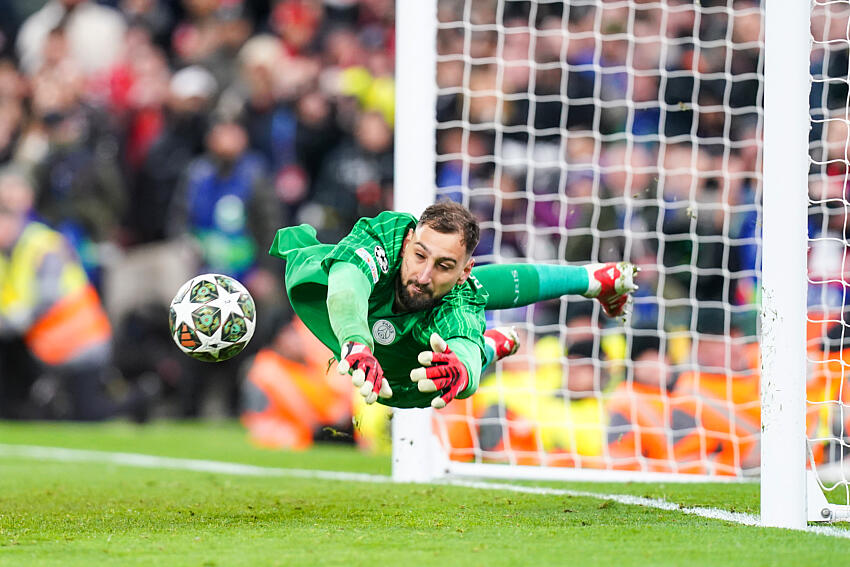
[[760, 0, 810, 530], [392, 0, 439, 483]]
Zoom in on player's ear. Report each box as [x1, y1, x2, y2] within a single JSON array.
[[457, 257, 474, 285], [401, 229, 414, 253]]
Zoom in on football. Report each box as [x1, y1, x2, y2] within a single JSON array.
[[168, 273, 256, 362]]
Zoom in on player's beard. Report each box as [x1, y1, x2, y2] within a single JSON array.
[[394, 276, 442, 312]]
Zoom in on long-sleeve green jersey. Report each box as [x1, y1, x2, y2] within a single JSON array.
[[269, 211, 488, 408]]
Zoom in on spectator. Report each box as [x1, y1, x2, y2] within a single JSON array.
[[627, 252, 691, 331], [270, 0, 322, 57], [167, 114, 283, 416], [0, 59, 27, 164], [120, 0, 177, 51], [241, 315, 350, 450], [671, 308, 761, 475], [293, 88, 339, 211], [169, 115, 280, 281], [106, 23, 171, 173], [218, 33, 323, 226], [0, 168, 148, 420], [225, 35, 297, 172], [311, 109, 393, 241], [16, 0, 126, 76], [807, 311, 850, 465], [647, 143, 735, 303], [171, 0, 253, 88], [29, 64, 127, 285], [332, 26, 395, 128], [129, 65, 217, 246], [476, 336, 609, 468], [606, 332, 678, 472]]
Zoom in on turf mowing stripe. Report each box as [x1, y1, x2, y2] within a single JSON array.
[[0, 443, 391, 484], [2, 443, 849, 539]]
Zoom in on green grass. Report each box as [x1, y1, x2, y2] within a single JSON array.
[[0, 421, 848, 566]]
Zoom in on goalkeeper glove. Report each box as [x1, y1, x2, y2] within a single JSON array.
[[410, 333, 469, 409], [582, 261, 639, 318], [483, 326, 520, 362], [338, 341, 392, 404]]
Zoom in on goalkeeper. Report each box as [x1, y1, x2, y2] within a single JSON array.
[[269, 201, 637, 409]]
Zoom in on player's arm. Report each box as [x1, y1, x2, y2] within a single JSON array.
[[471, 262, 638, 318], [410, 334, 482, 408], [327, 261, 372, 348], [326, 261, 391, 403]]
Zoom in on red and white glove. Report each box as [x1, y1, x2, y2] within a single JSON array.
[[410, 333, 469, 409], [583, 261, 639, 318], [338, 341, 392, 404], [483, 326, 520, 362]]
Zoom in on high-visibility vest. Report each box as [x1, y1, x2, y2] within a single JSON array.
[[606, 381, 675, 472], [0, 222, 110, 366], [241, 318, 349, 450], [671, 370, 760, 475], [807, 346, 850, 465], [473, 365, 607, 466]]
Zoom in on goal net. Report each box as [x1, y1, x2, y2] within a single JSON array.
[[393, 0, 850, 521], [419, 0, 766, 481], [807, 0, 850, 518]]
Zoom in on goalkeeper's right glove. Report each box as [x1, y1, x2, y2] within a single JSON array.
[[338, 341, 392, 404], [410, 333, 469, 409]]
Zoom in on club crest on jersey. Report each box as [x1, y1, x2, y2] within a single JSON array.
[[374, 245, 389, 273], [355, 247, 380, 283], [372, 319, 396, 345]]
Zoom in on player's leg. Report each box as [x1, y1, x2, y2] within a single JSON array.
[[471, 262, 638, 317]]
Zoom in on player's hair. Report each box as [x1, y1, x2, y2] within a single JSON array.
[[417, 200, 480, 256]]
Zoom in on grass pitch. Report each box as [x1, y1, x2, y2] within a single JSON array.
[[0, 421, 848, 566]]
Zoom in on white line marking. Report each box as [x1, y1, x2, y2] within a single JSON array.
[[0, 444, 391, 484], [1, 444, 849, 539]]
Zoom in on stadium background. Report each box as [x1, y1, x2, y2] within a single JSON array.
[[0, 0, 846, 476]]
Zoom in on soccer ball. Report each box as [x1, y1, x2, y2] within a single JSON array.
[[168, 273, 256, 362]]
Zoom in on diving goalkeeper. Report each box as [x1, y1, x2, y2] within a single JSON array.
[[269, 201, 637, 409]]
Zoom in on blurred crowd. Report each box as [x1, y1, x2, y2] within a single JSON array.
[[424, 0, 850, 474], [1, 0, 850, 474], [0, 0, 396, 422]]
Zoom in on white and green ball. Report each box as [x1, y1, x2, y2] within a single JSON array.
[[168, 273, 256, 362]]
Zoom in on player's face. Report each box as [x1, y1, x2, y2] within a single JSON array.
[[395, 226, 474, 312]]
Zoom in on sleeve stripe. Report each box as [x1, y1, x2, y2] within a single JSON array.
[[354, 247, 380, 283]]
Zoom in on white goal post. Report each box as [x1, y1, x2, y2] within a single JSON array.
[[760, 0, 809, 529], [391, 0, 440, 483], [392, 0, 850, 527]]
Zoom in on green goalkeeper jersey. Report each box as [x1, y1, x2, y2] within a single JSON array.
[[269, 211, 488, 408]]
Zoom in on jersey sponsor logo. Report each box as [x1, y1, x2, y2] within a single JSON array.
[[374, 245, 388, 273], [372, 319, 396, 345], [355, 247, 380, 283]]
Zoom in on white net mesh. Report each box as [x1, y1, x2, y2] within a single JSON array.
[[808, 0, 850, 505], [430, 0, 768, 479]]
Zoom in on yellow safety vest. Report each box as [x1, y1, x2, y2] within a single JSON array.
[[0, 222, 110, 365]]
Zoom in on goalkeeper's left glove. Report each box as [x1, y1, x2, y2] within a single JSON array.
[[338, 341, 392, 404], [410, 333, 469, 409]]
